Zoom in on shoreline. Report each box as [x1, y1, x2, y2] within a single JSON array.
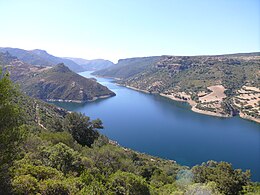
[[91, 73, 122, 81], [124, 85, 150, 93], [46, 94, 114, 103], [160, 93, 230, 118], [91, 74, 259, 123], [120, 85, 228, 118], [191, 106, 230, 118], [119, 84, 259, 123], [239, 112, 260, 123]]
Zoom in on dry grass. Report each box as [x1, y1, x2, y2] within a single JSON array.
[[233, 85, 260, 122], [199, 85, 226, 103]]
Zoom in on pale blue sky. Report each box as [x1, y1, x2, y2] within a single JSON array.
[[0, 0, 259, 62]]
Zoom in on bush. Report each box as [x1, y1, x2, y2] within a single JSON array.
[[12, 174, 39, 195], [39, 179, 70, 195], [192, 161, 250, 195], [108, 171, 150, 195], [40, 143, 84, 174]]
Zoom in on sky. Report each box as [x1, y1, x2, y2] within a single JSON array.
[[0, 0, 259, 63]]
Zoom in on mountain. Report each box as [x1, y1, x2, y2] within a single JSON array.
[[94, 56, 162, 78], [65, 57, 115, 71], [94, 53, 260, 122], [0, 52, 115, 102], [0, 47, 84, 72]]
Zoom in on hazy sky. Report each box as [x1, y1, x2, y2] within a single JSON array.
[[0, 0, 259, 62]]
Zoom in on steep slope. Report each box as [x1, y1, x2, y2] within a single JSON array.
[[94, 53, 260, 122], [0, 52, 115, 102], [65, 57, 115, 71], [0, 47, 84, 72], [94, 56, 163, 79]]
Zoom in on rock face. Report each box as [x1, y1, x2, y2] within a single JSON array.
[[94, 52, 260, 122], [0, 52, 115, 102]]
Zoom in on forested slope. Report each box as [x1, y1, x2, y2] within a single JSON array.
[[0, 52, 115, 103]]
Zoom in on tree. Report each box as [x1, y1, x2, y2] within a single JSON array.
[[108, 171, 150, 195], [40, 143, 83, 174], [0, 69, 23, 160], [79, 170, 107, 195], [39, 179, 70, 195], [192, 161, 251, 195], [0, 69, 24, 194], [12, 175, 39, 195], [11, 160, 63, 181], [91, 145, 132, 176], [92, 134, 109, 148], [63, 112, 102, 147]]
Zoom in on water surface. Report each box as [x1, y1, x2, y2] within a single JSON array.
[[53, 71, 260, 181]]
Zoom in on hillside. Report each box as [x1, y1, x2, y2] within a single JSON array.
[[0, 47, 84, 72], [94, 53, 260, 122], [1, 71, 258, 195], [94, 56, 163, 79], [0, 52, 115, 102], [66, 57, 115, 71]]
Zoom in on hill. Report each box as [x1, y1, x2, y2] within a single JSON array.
[[94, 56, 162, 79], [94, 53, 260, 123], [0, 47, 84, 72], [65, 57, 115, 71], [0, 52, 115, 102]]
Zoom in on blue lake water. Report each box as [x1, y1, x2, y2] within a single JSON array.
[[53, 71, 260, 181]]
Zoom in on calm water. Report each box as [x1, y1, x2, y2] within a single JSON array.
[[53, 71, 260, 181]]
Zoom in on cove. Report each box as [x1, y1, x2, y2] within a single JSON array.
[[53, 71, 260, 181]]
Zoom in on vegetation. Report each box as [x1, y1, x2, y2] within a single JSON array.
[[1, 68, 259, 194], [0, 47, 115, 72], [94, 56, 162, 79], [94, 53, 260, 121], [0, 52, 115, 102], [0, 47, 84, 72]]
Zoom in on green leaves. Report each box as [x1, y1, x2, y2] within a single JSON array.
[[192, 161, 251, 195], [12, 174, 39, 195], [0, 69, 21, 131], [63, 112, 100, 147], [0, 68, 26, 193], [40, 143, 84, 175], [108, 171, 150, 195]]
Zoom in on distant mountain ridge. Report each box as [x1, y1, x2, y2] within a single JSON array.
[[94, 56, 162, 78], [0, 47, 84, 72], [0, 52, 115, 102], [65, 57, 115, 71]]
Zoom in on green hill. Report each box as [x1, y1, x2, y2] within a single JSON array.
[[0, 52, 115, 102], [94, 56, 162, 79]]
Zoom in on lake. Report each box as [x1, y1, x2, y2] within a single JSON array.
[[53, 71, 260, 181]]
